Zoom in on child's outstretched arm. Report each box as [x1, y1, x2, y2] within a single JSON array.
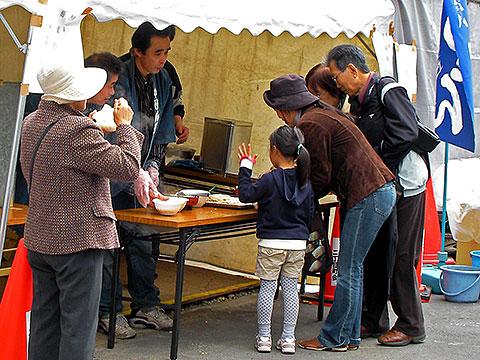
[[237, 143, 269, 203]]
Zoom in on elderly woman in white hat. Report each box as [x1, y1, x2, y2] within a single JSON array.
[[263, 74, 396, 352], [19, 63, 144, 360]]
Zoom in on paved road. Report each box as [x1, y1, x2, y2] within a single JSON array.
[[95, 292, 480, 360]]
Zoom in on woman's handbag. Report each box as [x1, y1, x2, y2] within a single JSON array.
[[303, 212, 333, 275]]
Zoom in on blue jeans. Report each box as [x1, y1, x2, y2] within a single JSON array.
[[99, 235, 160, 316], [319, 182, 396, 348], [125, 236, 161, 312]]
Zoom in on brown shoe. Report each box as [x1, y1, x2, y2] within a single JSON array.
[[298, 338, 347, 352], [378, 329, 426, 346], [347, 344, 359, 351]]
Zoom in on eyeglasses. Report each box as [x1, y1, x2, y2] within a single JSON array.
[[331, 69, 345, 82]]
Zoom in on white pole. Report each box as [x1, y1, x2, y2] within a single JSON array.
[[437, 142, 449, 267], [0, 22, 34, 267]]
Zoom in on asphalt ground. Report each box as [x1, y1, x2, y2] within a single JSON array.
[[95, 291, 480, 360]]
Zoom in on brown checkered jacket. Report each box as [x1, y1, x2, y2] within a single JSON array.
[[20, 100, 144, 255]]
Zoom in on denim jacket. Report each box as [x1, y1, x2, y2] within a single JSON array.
[[116, 57, 175, 151], [110, 57, 174, 197]]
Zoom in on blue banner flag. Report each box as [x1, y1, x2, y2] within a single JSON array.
[[435, 0, 475, 152]]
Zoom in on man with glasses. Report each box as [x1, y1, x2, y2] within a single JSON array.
[[326, 44, 428, 347]]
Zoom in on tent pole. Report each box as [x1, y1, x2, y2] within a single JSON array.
[[0, 13, 28, 53], [0, 24, 33, 267], [438, 142, 449, 266]]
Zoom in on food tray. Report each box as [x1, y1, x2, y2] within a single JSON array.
[[205, 194, 254, 209], [205, 201, 254, 209]]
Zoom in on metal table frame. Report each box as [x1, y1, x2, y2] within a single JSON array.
[[107, 208, 257, 360], [107, 198, 337, 359]]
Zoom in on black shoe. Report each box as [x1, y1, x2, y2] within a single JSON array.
[[360, 325, 382, 339]]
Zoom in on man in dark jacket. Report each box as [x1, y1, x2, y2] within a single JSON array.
[[327, 44, 428, 346]]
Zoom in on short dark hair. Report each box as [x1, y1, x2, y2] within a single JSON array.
[[84, 52, 122, 80], [167, 25, 176, 41], [326, 44, 370, 73], [131, 22, 176, 53]]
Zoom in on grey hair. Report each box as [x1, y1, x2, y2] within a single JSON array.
[[326, 44, 370, 73]]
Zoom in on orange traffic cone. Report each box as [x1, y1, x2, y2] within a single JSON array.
[[422, 178, 442, 264], [0, 239, 33, 360], [416, 239, 424, 285], [324, 206, 341, 303]]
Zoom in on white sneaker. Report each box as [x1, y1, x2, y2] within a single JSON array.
[[255, 335, 272, 353], [276, 337, 296, 354], [98, 313, 136, 340], [129, 306, 173, 331]]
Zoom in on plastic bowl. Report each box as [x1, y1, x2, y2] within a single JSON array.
[[176, 189, 210, 208], [152, 197, 188, 216]]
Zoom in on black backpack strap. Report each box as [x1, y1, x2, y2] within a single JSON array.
[[375, 76, 402, 106], [375, 76, 439, 155]]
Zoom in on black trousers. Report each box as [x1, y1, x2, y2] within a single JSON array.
[[28, 249, 104, 360], [362, 191, 426, 337]]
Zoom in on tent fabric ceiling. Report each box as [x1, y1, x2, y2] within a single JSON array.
[[0, 0, 395, 38]]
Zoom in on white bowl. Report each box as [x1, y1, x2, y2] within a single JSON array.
[[176, 189, 210, 208], [152, 197, 188, 216]]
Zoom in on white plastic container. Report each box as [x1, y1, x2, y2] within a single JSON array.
[[152, 197, 188, 216]]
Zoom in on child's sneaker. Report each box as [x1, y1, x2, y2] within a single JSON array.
[[276, 337, 296, 354], [255, 335, 272, 352]]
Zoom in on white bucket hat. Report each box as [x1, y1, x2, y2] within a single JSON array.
[[37, 64, 107, 104]]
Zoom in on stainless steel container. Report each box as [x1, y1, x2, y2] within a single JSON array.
[[200, 117, 253, 174]]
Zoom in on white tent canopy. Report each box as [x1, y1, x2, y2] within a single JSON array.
[[1, 0, 395, 92], [1, 0, 394, 38]]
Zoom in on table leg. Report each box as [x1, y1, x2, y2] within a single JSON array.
[[317, 207, 332, 322], [170, 228, 187, 360], [299, 267, 307, 294], [107, 247, 120, 348], [317, 273, 326, 321], [323, 208, 330, 233]]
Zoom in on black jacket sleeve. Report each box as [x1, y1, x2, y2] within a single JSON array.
[[377, 79, 418, 171]]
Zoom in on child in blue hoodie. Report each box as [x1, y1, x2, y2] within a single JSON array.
[[238, 125, 314, 355]]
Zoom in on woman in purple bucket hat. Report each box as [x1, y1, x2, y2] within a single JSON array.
[[263, 74, 396, 352]]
